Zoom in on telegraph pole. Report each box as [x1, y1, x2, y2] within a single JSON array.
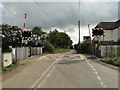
[[88, 24, 92, 44], [78, 0, 80, 44], [78, 20, 80, 44]]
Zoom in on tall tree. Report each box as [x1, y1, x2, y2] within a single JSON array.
[[2, 24, 21, 47], [1, 24, 21, 52], [48, 29, 73, 49], [28, 26, 46, 46]]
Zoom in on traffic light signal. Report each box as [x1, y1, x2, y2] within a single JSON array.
[[22, 31, 31, 37], [93, 30, 104, 35], [92, 28, 105, 37], [19, 30, 32, 38]]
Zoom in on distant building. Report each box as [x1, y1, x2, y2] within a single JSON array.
[[93, 20, 120, 43]]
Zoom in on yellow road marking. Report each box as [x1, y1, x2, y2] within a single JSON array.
[[62, 54, 85, 61], [80, 54, 85, 60]]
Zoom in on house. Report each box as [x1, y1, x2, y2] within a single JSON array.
[[92, 20, 120, 57], [93, 20, 120, 43]]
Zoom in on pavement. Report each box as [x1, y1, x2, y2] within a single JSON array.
[[2, 50, 118, 88]]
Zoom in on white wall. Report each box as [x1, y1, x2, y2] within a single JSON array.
[[103, 30, 113, 41], [113, 28, 119, 42], [3, 52, 12, 67], [100, 45, 119, 57]]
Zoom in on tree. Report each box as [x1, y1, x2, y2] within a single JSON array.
[[48, 29, 73, 49], [32, 27, 45, 37], [43, 41, 55, 53], [75, 42, 92, 54], [27, 26, 47, 47], [1, 24, 21, 52], [47, 29, 59, 48]]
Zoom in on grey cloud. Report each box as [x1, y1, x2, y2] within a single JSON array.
[[1, 2, 119, 43], [2, 2, 118, 28]]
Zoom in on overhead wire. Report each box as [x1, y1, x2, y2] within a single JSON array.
[[33, 0, 56, 28]]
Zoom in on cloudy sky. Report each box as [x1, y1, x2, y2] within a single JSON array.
[[0, 0, 119, 44]]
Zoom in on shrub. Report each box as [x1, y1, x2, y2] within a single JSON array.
[[106, 59, 114, 64], [12, 59, 19, 65], [43, 41, 55, 53], [76, 42, 92, 54], [2, 64, 15, 72]]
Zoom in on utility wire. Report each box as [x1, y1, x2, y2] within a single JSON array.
[[33, 0, 56, 27], [33, 0, 50, 19]]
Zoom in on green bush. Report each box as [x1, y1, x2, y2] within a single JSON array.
[[43, 41, 55, 53], [0, 67, 2, 72], [100, 58, 120, 67], [106, 59, 114, 64], [76, 42, 92, 54], [12, 59, 19, 65], [2, 64, 15, 72], [115, 60, 120, 67]]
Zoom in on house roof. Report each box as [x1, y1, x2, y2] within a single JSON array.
[[95, 19, 120, 30], [114, 19, 120, 29]]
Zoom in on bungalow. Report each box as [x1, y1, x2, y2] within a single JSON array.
[[93, 20, 120, 57], [93, 19, 120, 43]]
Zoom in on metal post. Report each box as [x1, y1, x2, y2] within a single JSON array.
[[88, 24, 92, 44], [78, 20, 80, 44], [78, 0, 80, 44]]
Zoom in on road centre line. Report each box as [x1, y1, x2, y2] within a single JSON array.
[[31, 54, 64, 88], [37, 63, 55, 88], [81, 55, 107, 88], [37, 54, 65, 88]]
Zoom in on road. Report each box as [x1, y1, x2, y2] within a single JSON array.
[[2, 50, 118, 88]]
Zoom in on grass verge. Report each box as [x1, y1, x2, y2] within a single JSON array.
[[54, 49, 71, 54], [99, 58, 120, 67], [0, 67, 2, 73], [2, 59, 20, 73]]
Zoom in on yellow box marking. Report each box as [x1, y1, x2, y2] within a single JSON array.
[[80, 54, 85, 60]]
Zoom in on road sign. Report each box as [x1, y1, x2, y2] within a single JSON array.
[[95, 44, 98, 48]]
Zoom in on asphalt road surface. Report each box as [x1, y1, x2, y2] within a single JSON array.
[[2, 50, 118, 88]]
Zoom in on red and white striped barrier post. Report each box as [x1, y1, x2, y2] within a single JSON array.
[[21, 13, 27, 46], [23, 13, 27, 28]]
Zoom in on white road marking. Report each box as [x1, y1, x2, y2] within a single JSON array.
[[94, 71, 98, 75], [101, 82, 106, 88], [37, 65, 55, 88], [37, 54, 65, 88], [82, 55, 107, 88], [97, 76, 101, 81], [92, 55, 100, 61], [31, 54, 64, 88]]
